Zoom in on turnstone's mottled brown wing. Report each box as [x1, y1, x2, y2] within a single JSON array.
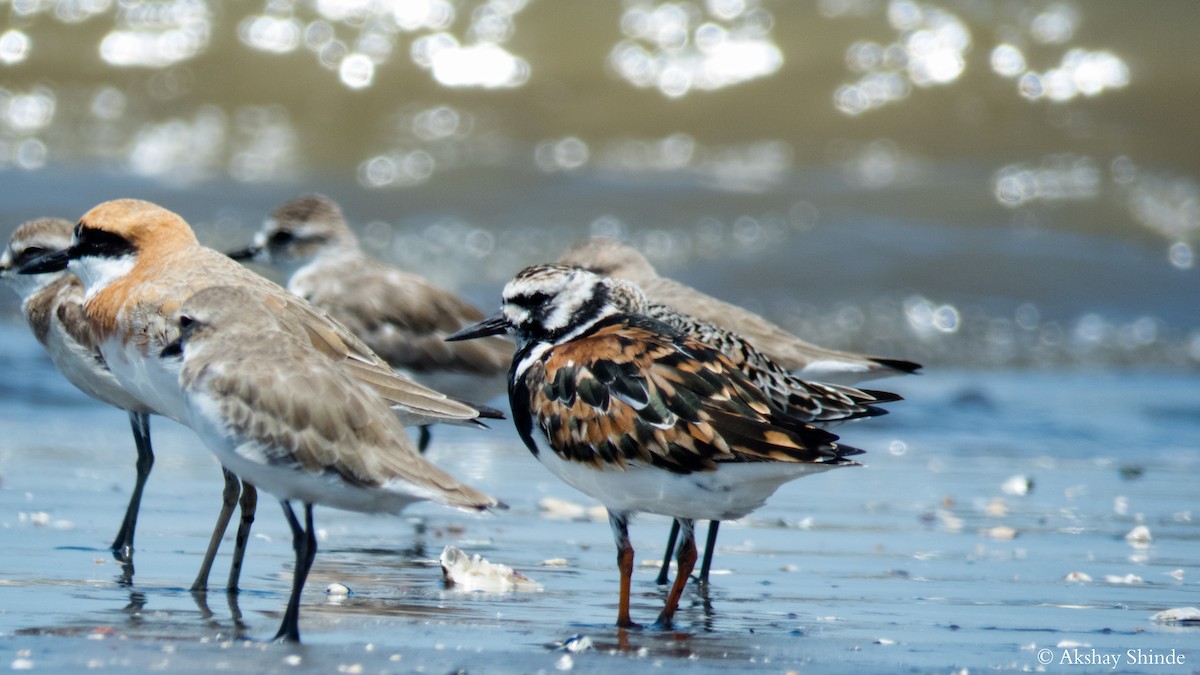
[[517, 315, 862, 474]]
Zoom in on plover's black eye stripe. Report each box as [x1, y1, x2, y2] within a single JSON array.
[[269, 231, 294, 246], [12, 246, 46, 267], [74, 227, 135, 259]]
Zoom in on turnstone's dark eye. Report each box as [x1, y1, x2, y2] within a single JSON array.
[[512, 291, 551, 310], [179, 315, 194, 329], [270, 231, 294, 246]]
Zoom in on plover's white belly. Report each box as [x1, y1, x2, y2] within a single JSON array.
[[185, 391, 431, 514], [103, 335, 188, 423], [530, 433, 845, 521]]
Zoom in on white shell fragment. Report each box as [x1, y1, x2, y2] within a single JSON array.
[[1103, 573, 1143, 585], [440, 545, 542, 592], [1001, 475, 1033, 496], [1149, 607, 1200, 624], [984, 525, 1018, 540], [1124, 525, 1152, 548], [558, 634, 593, 653]]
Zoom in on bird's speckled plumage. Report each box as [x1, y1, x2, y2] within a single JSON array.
[[517, 313, 858, 474]]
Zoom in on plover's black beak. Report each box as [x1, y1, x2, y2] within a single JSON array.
[[16, 248, 69, 275], [225, 244, 261, 261], [446, 312, 510, 341], [160, 336, 183, 359]]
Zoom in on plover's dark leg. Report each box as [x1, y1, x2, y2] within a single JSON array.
[[656, 520, 679, 585], [112, 411, 154, 569], [697, 520, 720, 583], [273, 501, 317, 643], [226, 482, 257, 593], [191, 468, 240, 592]]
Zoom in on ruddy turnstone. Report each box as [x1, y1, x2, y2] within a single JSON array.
[[557, 237, 920, 384], [227, 194, 512, 448], [0, 217, 156, 576], [18, 199, 500, 593], [448, 264, 865, 629], [163, 285, 503, 642]]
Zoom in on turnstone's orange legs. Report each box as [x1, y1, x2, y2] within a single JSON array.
[[274, 501, 317, 643], [226, 483, 258, 592], [655, 518, 696, 629], [609, 511, 641, 629]]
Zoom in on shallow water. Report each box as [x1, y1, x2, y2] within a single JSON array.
[[0, 318, 1196, 672], [1, 0, 1198, 671]]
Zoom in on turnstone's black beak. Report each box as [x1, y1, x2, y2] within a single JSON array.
[[16, 248, 69, 275], [446, 311, 510, 341], [226, 244, 261, 261]]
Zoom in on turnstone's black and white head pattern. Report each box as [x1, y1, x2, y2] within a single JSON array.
[[449, 263, 866, 629]]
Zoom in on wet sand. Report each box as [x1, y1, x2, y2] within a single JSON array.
[[1, 321, 1195, 672]]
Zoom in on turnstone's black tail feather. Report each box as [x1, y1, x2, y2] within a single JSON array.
[[857, 387, 904, 404], [454, 399, 506, 420], [871, 357, 923, 375]]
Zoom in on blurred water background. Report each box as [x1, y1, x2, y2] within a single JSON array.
[[0, 0, 1197, 367], [0, 0, 1197, 672]]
